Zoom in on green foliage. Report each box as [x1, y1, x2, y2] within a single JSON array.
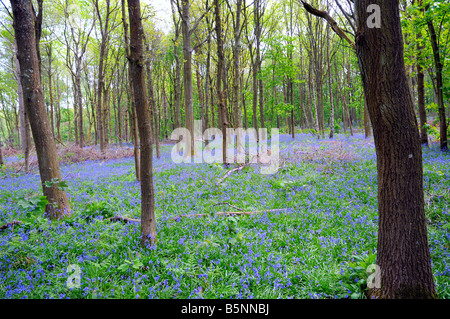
[[340, 252, 377, 299], [44, 178, 68, 191], [17, 195, 49, 216]]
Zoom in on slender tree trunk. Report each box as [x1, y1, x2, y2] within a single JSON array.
[[144, 47, 161, 159], [215, 0, 228, 165], [181, 0, 195, 156], [122, 0, 140, 180], [11, 0, 70, 219], [128, 0, 156, 247], [170, 0, 181, 129], [232, 0, 242, 128], [326, 25, 334, 139], [0, 137, 3, 166], [416, 26, 428, 146], [15, 39, 31, 171], [426, 10, 447, 151]]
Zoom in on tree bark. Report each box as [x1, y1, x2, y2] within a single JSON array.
[[11, 0, 70, 220], [122, 0, 140, 181], [302, 0, 437, 299], [354, 0, 437, 298], [127, 0, 157, 247]]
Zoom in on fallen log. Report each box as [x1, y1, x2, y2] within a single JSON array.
[[0, 220, 22, 231]]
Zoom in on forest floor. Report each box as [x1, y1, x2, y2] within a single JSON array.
[[1, 132, 449, 299]]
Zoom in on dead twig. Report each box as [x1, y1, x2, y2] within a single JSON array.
[[216, 163, 249, 185], [212, 202, 245, 211]]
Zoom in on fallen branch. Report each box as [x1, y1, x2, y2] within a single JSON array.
[[216, 164, 249, 185], [172, 208, 287, 220], [55, 136, 67, 148], [108, 215, 141, 223], [0, 220, 22, 231], [212, 202, 245, 212]]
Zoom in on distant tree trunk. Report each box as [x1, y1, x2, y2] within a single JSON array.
[[425, 8, 447, 151], [76, 66, 84, 148], [94, 0, 112, 153], [14, 39, 31, 171], [232, 0, 242, 128], [122, 0, 140, 180], [0, 137, 3, 166], [144, 44, 161, 159], [127, 0, 157, 247], [56, 72, 62, 141], [170, 0, 182, 129], [346, 61, 354, 136], [180, 0, 195, 156], [255, 0, 264, 138], [11, 0, 70, 220], [417, 62, 427, 145], [204, 26, 211, 131], [326, 25, 334, 139], [215, 0, 228, 165]]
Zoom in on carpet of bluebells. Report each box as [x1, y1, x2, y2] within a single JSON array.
[[1, 133, 449, 299]]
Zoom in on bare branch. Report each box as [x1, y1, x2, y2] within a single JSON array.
[[299, 0, 355, 49]]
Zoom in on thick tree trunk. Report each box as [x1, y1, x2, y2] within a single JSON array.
[[11, 0, 70, 220], [127, 0, 157, 247], [355, 0, 437, 299]]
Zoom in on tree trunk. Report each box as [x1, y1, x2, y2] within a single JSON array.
[[15, 39, 31, 172], [354, 0, 437, 298], [181, 0, 195, 156], [170, 0, 182, 129], [127, 0, 157, 247], [144, 46, 161, 159], [232, 0, 242, 129], [122, 0, 140, 180], [215, 0, 228, 166], [425, 10, 447, 151], [11, 0, 70, 220], [326, 25, 334, 139]]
